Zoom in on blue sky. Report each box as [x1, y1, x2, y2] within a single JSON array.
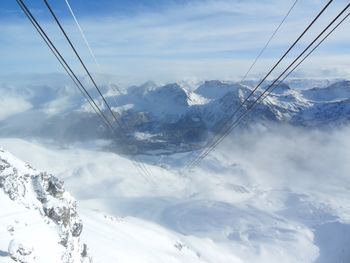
[[1, 0, 349, 86], [1, 0, 193, 19]]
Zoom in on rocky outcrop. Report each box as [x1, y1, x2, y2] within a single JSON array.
[[0, 148, 92, 263]]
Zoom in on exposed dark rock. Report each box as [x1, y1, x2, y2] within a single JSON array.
[[45, 205, 71, 226], [71, 219, 83, 237], [47, 175, 65, 198]]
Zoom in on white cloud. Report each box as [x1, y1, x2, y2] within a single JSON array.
[[0, 96, 32, 121], [1, 0, 349, 85], [214, 124, 350, 195]]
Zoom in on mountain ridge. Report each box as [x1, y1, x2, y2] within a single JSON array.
[[0, 79, 349, 153]]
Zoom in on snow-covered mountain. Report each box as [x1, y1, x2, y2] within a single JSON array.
[[301, 81, 350, 102], [0, 79, 349, 153], [292, 98, 350, 127], [0, 148, 91, 263]]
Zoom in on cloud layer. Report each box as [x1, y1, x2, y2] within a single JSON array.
[[1, 0, 349, 85], [214, 124, 350, 197]]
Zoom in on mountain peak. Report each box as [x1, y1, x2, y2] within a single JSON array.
[[196, 80, 245, 100]]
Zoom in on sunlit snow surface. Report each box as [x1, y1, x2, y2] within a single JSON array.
[[1, 125, 350, 262], [0, 191, 64, 263]]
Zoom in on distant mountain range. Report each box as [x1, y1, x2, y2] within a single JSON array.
[[0, 79, 349, 154]]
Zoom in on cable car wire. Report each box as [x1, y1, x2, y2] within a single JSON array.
[[43, 0, 124, 130], [187, 0, 342, 169], [241, 0, 299, 83], [16, 0, 116, 133], [191, 3, 350, 167]]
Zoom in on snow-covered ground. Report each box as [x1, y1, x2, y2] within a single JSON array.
[[1, 124, 349, 262], [0, 148, 90, 263]]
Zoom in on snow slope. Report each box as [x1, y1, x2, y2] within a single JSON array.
[[80, 210, 242, 263], [0, 145, 240, 263], [1, 126, 350, 263], [0, 148, 90, 263]]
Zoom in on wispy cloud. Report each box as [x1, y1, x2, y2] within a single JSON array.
[[1, 0, 349, 85]]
